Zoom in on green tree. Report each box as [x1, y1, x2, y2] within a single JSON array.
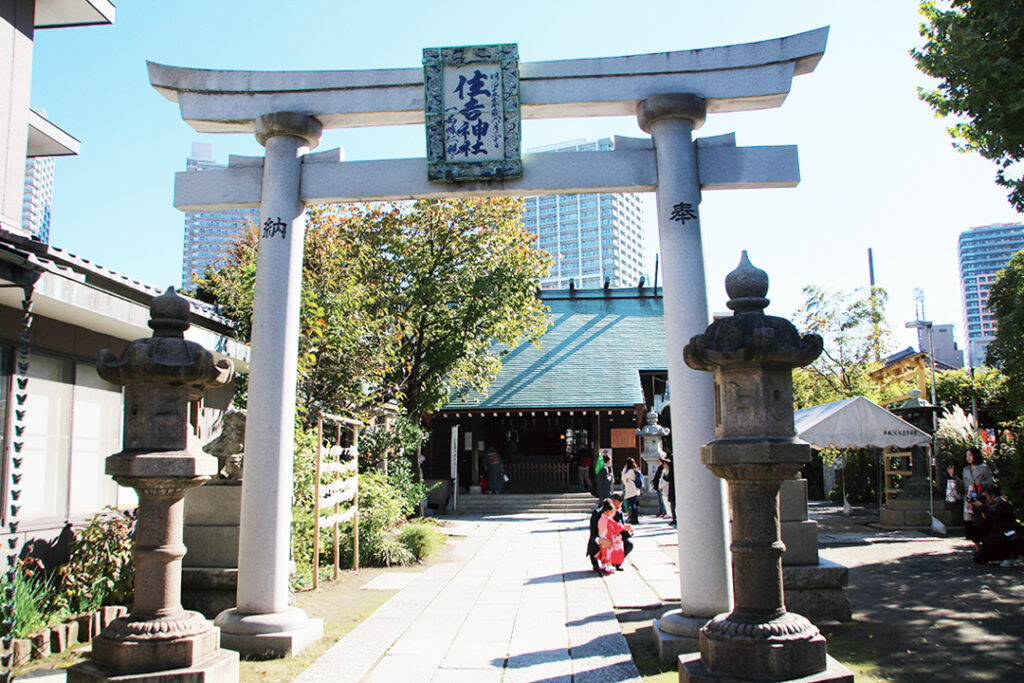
[[912, 1, 1024, 211], [985, 250, 1024, 415], [196, 207, 398, 426], [354, 199, 552, 421], [792, 285, 898, 408], [931, 366, 1009, 425], [198, 198, 552, 457]]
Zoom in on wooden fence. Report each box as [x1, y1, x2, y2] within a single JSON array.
[[506, 461, 570, 492]]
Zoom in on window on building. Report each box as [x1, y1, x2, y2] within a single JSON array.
[[18, 354, 128, 525]]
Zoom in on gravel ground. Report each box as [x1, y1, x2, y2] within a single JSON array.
[[812, 502, 1024, 683]]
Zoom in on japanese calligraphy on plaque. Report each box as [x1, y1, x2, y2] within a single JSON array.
[[423, 44, 521, 182]]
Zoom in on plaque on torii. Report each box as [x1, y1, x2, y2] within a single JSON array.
[[148, 27, 828, 662]]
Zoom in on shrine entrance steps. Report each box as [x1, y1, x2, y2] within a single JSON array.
[[449, 491, 661, 515]]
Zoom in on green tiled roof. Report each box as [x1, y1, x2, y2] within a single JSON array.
[[442, 288, 665, 411]]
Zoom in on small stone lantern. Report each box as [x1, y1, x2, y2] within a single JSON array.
[[69, 288, 239, 682], [636, 408, 670, 483], [681, 253, 852, 682]]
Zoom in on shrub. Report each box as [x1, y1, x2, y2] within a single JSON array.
[[1, 554, 53, 637], [399, 520, 445, 561], [371, 536, 415, 567], [386, 456, 435, 517], [58, 507, 135, 614]]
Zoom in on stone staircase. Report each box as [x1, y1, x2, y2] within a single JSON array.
[[448, 491, 660, 515]]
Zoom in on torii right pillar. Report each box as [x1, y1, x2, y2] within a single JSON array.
[[638, 94, 734, 658]]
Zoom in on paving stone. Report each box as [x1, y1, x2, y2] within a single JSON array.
[[298, 515, 642, 682], [364, 652, 444, 683], [430, 668, 504, 683]]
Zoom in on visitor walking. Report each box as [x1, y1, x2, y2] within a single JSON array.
[[622, 457, 641, 525], [963, 446, 995, 546]]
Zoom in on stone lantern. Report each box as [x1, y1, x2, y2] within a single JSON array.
[[69, 288, 239, 683], [636, 408, 670, 482], [680, 253, 852, 682]]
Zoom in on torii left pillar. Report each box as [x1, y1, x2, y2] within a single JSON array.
[[214, 113, 325, 657]]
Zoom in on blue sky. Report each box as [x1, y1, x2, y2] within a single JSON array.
[[29, 1, 1021, 353]]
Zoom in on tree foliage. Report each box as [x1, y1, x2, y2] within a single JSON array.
[[912, 1, 1024, 211], [792, 285, 897, 408], [985, 249, 1024, 415], [196, 206, 398, 425], [931, 366, 1009, 425], [196, 198, 552, 432], [350, 199, 552, 420]]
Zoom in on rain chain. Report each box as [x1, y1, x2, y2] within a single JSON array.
[[2, 285, 33, 673]]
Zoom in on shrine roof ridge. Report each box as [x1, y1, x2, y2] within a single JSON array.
[[148, 27, 828, 133]]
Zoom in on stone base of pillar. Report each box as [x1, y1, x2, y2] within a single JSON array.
[[700, 612, 826, 680], [650, 610, 706, 662], [88, 613, 220, 673], [67, 649, 239, 683], [215, 607, 323, 658], [679, 652, 854, 683]]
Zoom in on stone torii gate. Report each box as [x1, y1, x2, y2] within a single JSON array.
[[149, 27, 828, 658]]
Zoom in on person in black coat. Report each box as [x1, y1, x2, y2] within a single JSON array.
[[586, 494, 634, 572], [595, 453, 613, 500]]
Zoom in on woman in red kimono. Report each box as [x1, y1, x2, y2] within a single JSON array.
[[596, 499, 631, 574]]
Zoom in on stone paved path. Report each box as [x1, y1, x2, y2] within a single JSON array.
[[296, 513, 651, 683]]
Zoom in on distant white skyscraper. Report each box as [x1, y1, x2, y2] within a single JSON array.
[[181, 143, 260, 288], [521, 138, 646, 289], [22, 155, 54, 243], [958, 221, 1024, 367]]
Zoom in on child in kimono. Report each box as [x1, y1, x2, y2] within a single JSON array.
[[597, 499, 631, 574]]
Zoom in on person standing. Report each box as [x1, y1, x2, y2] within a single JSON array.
[[652, 458, 667, 517], [576, 445, 592, 493], [658, 458, 672, 523], [622, 457, 640, 525], [664, 452, 677, 526], [595, 453, 613, 501], [485, 446, 503, 495], [944, 460, 965, 526], [963, 446, 995, 546]]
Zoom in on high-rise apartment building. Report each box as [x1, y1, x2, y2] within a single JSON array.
[[22, 155, 54, 243], [958, 221, 1024, 367], [181, 143, 260, 288], [521, 138, 646, 290]]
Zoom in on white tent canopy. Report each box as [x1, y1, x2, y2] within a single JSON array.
[[794, 396, 931, 450]]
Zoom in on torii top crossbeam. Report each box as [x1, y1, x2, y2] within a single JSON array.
[[148, 27, 827, 133]]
